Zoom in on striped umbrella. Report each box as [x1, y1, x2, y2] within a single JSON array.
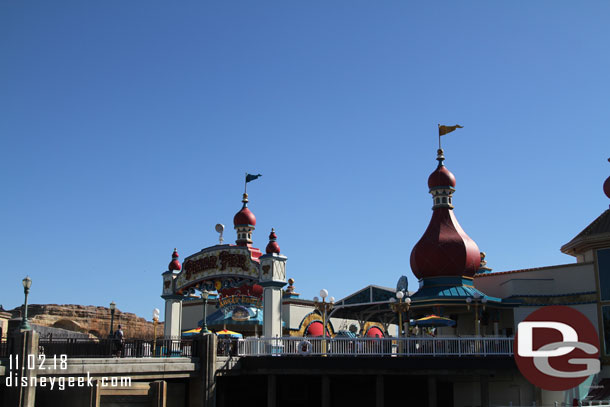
[[411, 315, 456, 327]]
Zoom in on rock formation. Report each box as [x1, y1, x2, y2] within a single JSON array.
[[9, 304, 164, 339]]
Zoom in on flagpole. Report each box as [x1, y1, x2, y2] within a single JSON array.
[[244, 173, 247, 194], [438, 124, 441, 150]]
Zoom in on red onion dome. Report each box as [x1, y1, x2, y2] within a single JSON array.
[[168, 248, 181, 271], [233, 193, 256, 227], [410, 209, 481, 278], [411, 149, 480, 279], [234, 207, 256, 227], [428, 165, 456, 189], [428, 149, 456, 189], [265, 228, 280, 254]]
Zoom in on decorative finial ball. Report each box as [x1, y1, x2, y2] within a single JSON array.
[[288, 278, 294, 285], [169, 248, 181, 271]]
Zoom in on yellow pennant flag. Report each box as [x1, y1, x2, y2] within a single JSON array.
[[438, 124, 463, 136]]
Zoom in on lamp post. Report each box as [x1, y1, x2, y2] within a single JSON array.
[[466, 292, 487, 336], [109, 301, 116, 337], [152, 308, 160, 356], [389, 291, 411, 337], [313, 289, 334, 356], [201, 290, 210, 334], [20, 276, 32, 331]]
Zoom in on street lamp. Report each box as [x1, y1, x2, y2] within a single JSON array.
[[466, 292, 487, 336], [20, 276, 32, 330], [109, 301, 116, 337], [201, 290, 210, 334], [389, 291, 411, 338], [313, 289, 334, 356], [152, 308, 160, 356]]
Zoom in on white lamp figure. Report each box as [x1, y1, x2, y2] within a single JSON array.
[[152, 308, 160, 356], [314, 289, 334, 356]]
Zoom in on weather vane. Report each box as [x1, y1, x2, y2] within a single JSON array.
[[438, 124, 464, 149]]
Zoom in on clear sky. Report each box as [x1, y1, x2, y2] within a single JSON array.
[[1, 1, 609, 323]]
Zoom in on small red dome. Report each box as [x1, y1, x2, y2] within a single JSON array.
[[428, 165, 456, 189], [366, 326, 384, 338], [265, 228, 280, 254], [251, 284, 263, 297], [168, 248, 181, 271], [604, 175, 610, 200], [306, 321, 328, 337], [234, 207, 256, 227]]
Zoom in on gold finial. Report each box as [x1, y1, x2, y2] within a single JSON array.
[[436, 148, 445, 166], [242, 193, 248, 203]]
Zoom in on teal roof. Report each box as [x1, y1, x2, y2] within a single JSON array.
[[338, 285, 396, 305], [410, 276, 518, 306]]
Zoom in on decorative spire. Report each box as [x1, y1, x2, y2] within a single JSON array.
[[168, 248, 181, 271], [428, 148, 456, 209], [234, 193, 256, 246], [436, 148, 445, 166], [477, 252, 493, 274], [265, 228, 280, 254], [284, 278, 300, 298], [410, 149, 481, 279]]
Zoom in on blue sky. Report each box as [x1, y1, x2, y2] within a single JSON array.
[[1, 1, 609, 322]]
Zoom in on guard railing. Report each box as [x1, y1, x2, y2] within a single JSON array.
[[236, 336, 514, 357]]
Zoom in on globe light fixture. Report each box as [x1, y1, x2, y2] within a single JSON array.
[[20, 276, 32, 330]]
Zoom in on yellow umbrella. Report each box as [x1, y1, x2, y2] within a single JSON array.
[[182, 327, 202, 336], [215, 329, 242, 338]]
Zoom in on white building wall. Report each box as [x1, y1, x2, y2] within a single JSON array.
[[514, 303, 599, 334], [475, 263, 596, 298], [282, 303, 315, 331], [181, 300, 208, 331]]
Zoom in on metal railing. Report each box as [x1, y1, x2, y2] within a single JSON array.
[[34, 337, 198, 358], [237, 336, 514, 357]]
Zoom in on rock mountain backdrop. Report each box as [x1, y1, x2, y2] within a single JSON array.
[[9, 304, 164, 339]]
